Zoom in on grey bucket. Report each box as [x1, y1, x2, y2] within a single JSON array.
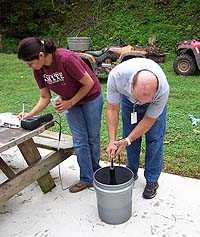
[[67, 37, 90, 51], [93, 166, 134, 225]]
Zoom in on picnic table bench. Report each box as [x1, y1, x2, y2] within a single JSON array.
[[0, 120, 74, 205]]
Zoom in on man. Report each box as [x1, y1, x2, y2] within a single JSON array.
[[107, 58, 169, 199]]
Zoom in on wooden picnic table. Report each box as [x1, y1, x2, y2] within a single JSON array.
[[0, 120, 74, 205]]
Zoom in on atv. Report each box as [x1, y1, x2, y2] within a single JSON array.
[[77, 41, 165, 78], [173, 39, 200, 76]]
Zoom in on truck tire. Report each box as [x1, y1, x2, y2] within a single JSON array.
[[173, 54, 197, 76]]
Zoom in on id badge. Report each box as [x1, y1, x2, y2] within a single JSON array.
[[131, 112, 137, 124]]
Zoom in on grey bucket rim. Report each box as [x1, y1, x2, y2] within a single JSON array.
[[93, 166, 134, 188], [67, 37, 90, 51]]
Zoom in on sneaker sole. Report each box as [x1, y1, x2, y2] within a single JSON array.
[[142, 184, 159, 199], [142, 191, 157, 199]]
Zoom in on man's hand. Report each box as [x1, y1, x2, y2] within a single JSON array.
[[113, 139, 128, 156], [107, 141, 118, 160], [55, 99, 73, 112]]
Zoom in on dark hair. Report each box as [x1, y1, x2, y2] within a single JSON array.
[[18, 37, 57, 61]]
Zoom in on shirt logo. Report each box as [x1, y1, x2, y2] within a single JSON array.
[[43, 72, 64, 84]]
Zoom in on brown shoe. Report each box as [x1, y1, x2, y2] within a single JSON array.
[[69, 182, 93, 193]]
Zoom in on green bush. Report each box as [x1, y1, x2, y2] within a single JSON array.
[[1, 0, 200, 52]]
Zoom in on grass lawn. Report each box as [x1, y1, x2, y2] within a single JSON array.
[[0, 53, 200, 178]]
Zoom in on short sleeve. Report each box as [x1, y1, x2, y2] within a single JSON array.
[[33, 70, 46, 89], [146, 90, 169, 118], [107, 71, 121, 104]]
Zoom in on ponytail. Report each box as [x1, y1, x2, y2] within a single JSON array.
[[43, 39, 56, 54], [18, 37, 57, 61]]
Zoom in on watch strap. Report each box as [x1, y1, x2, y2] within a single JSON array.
[[125, 137, 131, 146]]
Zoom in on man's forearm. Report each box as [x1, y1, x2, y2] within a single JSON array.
[[128, 115, 156, 142], [107, 109, 119, 142]]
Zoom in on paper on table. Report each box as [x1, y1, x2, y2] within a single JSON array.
[[0, 113, 21, 128]]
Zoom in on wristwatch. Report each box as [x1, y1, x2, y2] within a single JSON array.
[[125, 137, 131, 146]]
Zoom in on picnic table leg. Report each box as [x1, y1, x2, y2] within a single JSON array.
[[0, 156, 15, 179], [18, 138, 56, 193]]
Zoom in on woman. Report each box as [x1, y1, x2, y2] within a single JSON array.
[[17, 37, 103, 193]]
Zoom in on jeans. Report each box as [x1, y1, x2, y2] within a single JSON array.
[[65, 94, 103, 184], [121, 95, 167, 183]]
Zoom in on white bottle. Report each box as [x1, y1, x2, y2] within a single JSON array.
[[51, 96, 69, 114]]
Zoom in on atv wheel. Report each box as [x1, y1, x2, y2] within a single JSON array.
[[173, 54, 197, 76]]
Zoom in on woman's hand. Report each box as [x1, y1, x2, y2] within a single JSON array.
[[17, 112, 33, 120], [55, 99, 73, 112]]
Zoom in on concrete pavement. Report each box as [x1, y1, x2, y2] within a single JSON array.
[[0, 148, 200, 237]]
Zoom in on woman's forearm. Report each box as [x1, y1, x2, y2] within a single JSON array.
[[71, 83, 93, 106], [69, 72, 94, 106], [29, 97, 50, 116]]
